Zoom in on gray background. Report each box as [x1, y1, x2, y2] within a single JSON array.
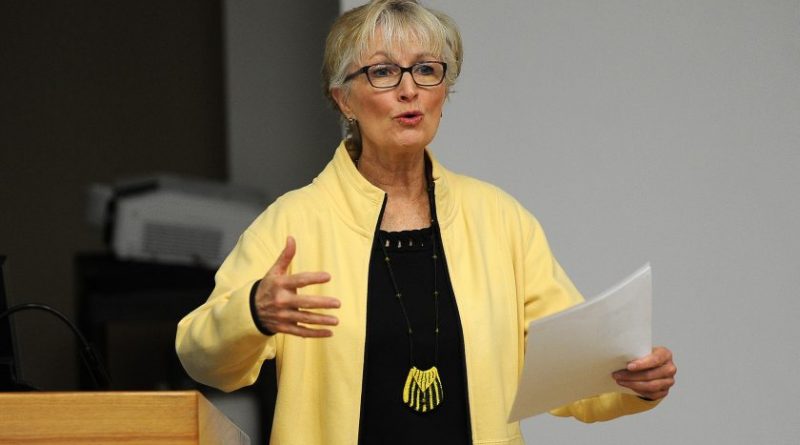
[[337, 0, 800, 443], [224, 1, 340, 196]]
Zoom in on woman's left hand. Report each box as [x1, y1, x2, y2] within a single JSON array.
[[612, 346, 676, 401]]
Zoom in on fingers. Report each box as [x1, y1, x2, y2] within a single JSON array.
[[613, 361, 677, 382], [262, 308, 339, 338], [265, 296, 340, 325], [257, 292, 341, 332], [270, 236, 297, 276], [627, 346, 673, 371], [291, 295, 341, 310], [257, 236, 342, 339], [269, 289, 340, 311], [274, 308, 339, 326], [277, 271, 332, 290], [615, 377, 674, 400], [266, 238, 332, 291], [613, 346, 677, 401]]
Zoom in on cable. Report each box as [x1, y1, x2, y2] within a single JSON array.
[[0, 303, 111, 390]]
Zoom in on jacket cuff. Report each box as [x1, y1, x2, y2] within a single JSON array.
[[249, 279, 275, 336]]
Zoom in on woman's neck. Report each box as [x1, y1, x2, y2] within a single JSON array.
[[357, 147, 427, 200], [356, 146, 431, 231]]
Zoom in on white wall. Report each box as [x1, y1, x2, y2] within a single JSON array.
[[344, 1, 800, 443]]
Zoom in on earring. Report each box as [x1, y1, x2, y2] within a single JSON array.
[[347, 116, 357, 125]]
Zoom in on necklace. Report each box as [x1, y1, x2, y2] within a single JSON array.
[[376, 180, 443, 414]]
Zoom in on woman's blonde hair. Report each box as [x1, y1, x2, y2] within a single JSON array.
[[322, 0, 463, 114]]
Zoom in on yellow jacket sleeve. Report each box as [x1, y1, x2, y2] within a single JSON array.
[[175, 229, 278, 392], [550, 392, 660, 423]]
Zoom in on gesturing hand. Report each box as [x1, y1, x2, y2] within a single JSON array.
[[613, 346, 676, 401], [254, 236, 341, 338]]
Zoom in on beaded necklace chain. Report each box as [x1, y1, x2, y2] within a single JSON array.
[[376, 180, 443, 414]]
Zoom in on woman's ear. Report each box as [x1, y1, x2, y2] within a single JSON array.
[[331, 88, 353, 119]]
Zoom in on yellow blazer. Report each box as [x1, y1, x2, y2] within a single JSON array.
[[176, 142, 658, 444]]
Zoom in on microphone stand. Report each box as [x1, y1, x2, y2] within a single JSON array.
[[0, 303, 111, 390]]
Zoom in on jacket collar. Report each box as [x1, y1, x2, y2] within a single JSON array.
[[314, 141, 456, 238]]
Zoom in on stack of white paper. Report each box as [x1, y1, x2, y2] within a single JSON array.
[[508, 264, 652, 421]]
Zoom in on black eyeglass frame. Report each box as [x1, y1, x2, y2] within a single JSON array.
[[343, 61, 448, 88]]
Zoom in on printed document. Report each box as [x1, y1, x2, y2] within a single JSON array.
[[508, 264, 652, 421]]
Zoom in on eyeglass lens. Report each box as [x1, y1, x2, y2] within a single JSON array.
[[366, 62, 445, 88]]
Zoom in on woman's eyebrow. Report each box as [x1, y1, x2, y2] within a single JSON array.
[[365, 50, 438, 64]]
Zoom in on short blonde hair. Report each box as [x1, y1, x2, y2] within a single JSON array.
[[322, 0, 463, 113]]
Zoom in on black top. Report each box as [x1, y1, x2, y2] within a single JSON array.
[[358, 228, 471, 445]]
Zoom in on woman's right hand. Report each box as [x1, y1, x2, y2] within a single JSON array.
[[253, 236, 340, 337]]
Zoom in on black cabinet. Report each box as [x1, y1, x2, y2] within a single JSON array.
[[75, 254, 275, 441]]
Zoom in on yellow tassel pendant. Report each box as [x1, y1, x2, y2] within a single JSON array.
[[402, 366, 443, 413]]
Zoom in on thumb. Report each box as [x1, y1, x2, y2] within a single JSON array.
[[271, 236, 296, 276]]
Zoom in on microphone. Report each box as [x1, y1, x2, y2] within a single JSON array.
[[0, 303, 111, 390]]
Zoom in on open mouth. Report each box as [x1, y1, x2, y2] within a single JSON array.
[[396, 111, 423, 124]]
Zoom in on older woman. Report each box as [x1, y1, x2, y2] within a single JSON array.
[[176, 1, 676, 444]]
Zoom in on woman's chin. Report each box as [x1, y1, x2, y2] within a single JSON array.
[[362, 128, 436, 154], [393, 131, 436, 151], [393, 139, 432, 153]]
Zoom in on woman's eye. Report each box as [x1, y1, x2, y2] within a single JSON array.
[[414, 64, 436, 75], [369, 65, 396, 78]]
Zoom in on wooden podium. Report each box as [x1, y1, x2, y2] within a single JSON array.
[[0, 390, 250, 444]]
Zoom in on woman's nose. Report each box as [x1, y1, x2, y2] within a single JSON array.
[[396, 72, 419, 101]]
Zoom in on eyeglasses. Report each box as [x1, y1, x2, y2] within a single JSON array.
[[343, 61, 447, 88]]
